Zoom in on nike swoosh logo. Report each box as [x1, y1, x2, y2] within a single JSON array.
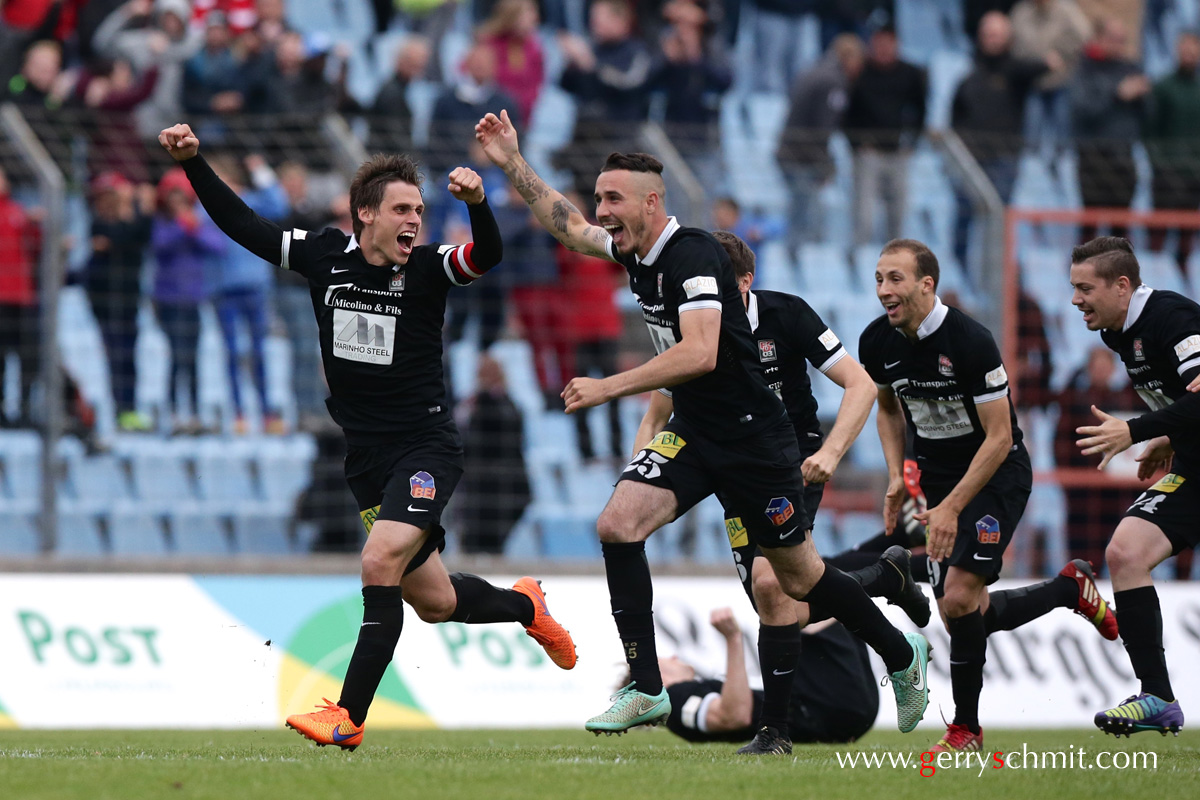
[[407, 505, 428, 513], [779, 526, 798, 540], [331, 726, 358, 743], [885, 360, 902, 369], [331, 267, 350, 274], [972, 554, 993, 561], [772, 669, 794, 676], [361, 621, 380, 627], [911, 665, 925, 692]]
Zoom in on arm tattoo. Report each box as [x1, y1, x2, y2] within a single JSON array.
[[550, 198, 582, 234], [508, 160, 550, 205]]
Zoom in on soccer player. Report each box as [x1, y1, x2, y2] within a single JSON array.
[[860, 239, 1118, 752], [475, 109, 932, 736], [158, 124, 576, 751], [661, 607, 879, 746], [634, 230, 929, 755], [1071, 236, 1194, 736]]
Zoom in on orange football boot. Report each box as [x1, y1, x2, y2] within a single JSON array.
[[513, 577, 577, 669], [286, 698, 364, 750]]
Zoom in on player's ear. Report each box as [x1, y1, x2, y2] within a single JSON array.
[[357, 204, 374, 228]]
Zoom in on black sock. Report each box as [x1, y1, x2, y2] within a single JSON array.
[[603, 541, 661, 695], [1114, 586, 1174, 701], [447, 573, 535, 626], [801, 565, 912, 673], [983, 575, 1075, 634], [758, 623, 801, 731], [948, 610, 986, 733], [910, 554, 931, 584], [851, 559, 904, 599], [339, 585, 404, 726]]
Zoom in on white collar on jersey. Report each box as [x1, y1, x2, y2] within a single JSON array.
[[915, 295, 948, 340], [747, 290, 760, 333], [1122, 284, 1154, 332], [636, 216, 681, 266], [345, 235, 359, 253]]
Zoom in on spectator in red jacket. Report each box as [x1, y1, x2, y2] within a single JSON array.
[[477, 0, 545, 125], [0, 166, 41, 428]]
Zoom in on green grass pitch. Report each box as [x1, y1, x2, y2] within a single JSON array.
[[1, 728, 1195, 800]]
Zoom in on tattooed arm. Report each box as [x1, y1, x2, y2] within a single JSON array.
[[475, 110, 613, 260]]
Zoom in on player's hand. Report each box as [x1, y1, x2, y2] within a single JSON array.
[[1187, 373, 1200, 393], [1134, 435, 1174, 481], [1076, 405, 1132, 470], [447, 166, 485, 205], [158, 124, 199, 161], [475, 110, 520, 169], [801, 446, 840, 485], [561, 376, 612, 414], [710, 607, 741, 639], [914, 503, 957, 562], [882, 475, 906, 535]]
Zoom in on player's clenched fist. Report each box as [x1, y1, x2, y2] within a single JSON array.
[[447, 166, 485, 205], [158, 124, 200, 161]]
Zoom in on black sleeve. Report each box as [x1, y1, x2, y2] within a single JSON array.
[[180, 154, 285, 266], [795, 299, 847, 373], [466, 197, 502, 272], [858, 325, 884, 385], [1128, 302, 1200, 442], [1129, 390, 1200, 443], [959, 321, 1009, 405]]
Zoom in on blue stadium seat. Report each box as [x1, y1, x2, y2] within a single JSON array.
[[502, 513, 541, 559], [0, 430, 40, 502], [231, 512, 294, 555], [798, 242, 855, 296], [62, 451, 131, 513], [1139, 251, 1187, 295], [257, 435, 317, 508], [287, 0, 374, 44], [526, 86, 577, 152], [168, 510, 233, 555], [55, 512, 106, 557], [535, 504, 599, 559], [925, 50, 972, 130], [107, 508, 169, 556], [114, 436, 196, 512], [193, 438, 263, 513], [0, 513, 40, 555]]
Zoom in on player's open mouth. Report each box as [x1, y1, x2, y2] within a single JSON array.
[[882, 301, 901, 317], [397, 231, 415, 255], [1080, 307, 1095, 325], [604, 223, 623, 244]]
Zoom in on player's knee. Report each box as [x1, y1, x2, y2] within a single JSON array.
[[596, 509, 641, 544], [360, 549, 396, 584], [751, 568, 791, 616], [939, 586, 977, 618], [411, 592, 457, 623], [1105, 536, 1143, 578]]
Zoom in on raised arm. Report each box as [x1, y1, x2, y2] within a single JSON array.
[[701, 607, 754, 733], [475, 110, 612, 259]]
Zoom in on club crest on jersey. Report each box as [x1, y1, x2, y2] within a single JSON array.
[[765, 497, 795, 526], [390, 271, 405, 292], [938, 354, 955, 377], [975, 514, 1001, 544], [1134, 338, 1145, 361], [657, 272, 663, 298], [758, 339, 778, 363], [409, 471, 437, 499]]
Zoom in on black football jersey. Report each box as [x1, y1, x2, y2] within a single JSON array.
[[281, 226, 482, 437], [1101, 287, 1200, 474], [605, 219, 786, 440], [859, 298, 1024, 479], [748, 289, 848, 450], [666, 678, 763, 743]]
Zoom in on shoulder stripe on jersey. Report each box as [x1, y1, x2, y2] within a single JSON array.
[[281, 230, 292, 270], [694, 692, 721, 733], [973, 388, 1009, 405], [657, 387, 673, 399], [679, 299, 723, 314], [442, 246, 468, 287], [816, 347, 848, 374], [1177, 354, 1200, 376]]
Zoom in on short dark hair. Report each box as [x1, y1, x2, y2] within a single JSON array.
[[349, 153, 424, 236], [1071, 236, 1141, 287], [880, 238, 940, 289], [712, 230, 755, 280], [600, 152, 664, 177]]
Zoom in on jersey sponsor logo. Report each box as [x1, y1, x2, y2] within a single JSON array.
[[975, 514, 1002, 544], [758, 339, 778, 363], [985, 365, 1008, 389], [765, 497, 795, 527], [1134, 338, 1145, 362], [938, 354, 955, 377], [644, 320, 679, 355], [1150, 473, 1185, 494], [390, 271, 405, 292], [359, 504, 380, 534], [409, 471, 437, 499], [682, 275, 718, 299], [645, 431, 687, 458], [292, 229, 308, 240], [332, 309, 396, 365], [818, 329, 840, 351], [724, 516, 749, 548], [1174, 334, 1200, 362], [903, 396, 974, 440]]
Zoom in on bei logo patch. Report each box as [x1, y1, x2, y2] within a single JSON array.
[[765, 497, 795, 527], [410, 471, 437, 499]]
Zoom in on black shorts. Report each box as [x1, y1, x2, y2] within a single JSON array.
[[922, 448, 1032, 598], [1123, 471, 1200, 555], [726, 452, 826, 605], [343, 420, 464, 576], [618, 414, 808, 549]]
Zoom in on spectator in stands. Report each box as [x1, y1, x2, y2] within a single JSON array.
[[843, 23, 926, 247], [207, 153, 288, 433], [4, 39, 73, 111], [276, 161, 334, 429], [77, 57, 159, 184], [0, 165, 40, 429], [1146, 31, 1200, 272], [778, 33, 864, 254], [86, 171, 155, 432], [816, 0, 893, 49], [1076, 0, 1142, 59], [182, 11, 261, 118], [1070, 18, 1148, 243], [557, 0, 652, 193], [950, 11, 1052, 272], [370, 35, 432, 151], [711, 196, 782, 262], [1, 1, 72, 88], [650, 0, 732, 193], [261, 30, 336, 115], [151, 168, 224, 434], [93, 0, 203, 139], [457, 353, 531, 554], [557, 190, 626, 463], [1010, 0, 1090, 160], [1054, 345, 1138, 569], [1015, 289, 1053, 414], [393, 0, 460, 82], [254, 0, 292, 50], [743, 0, 808, 95], [430, 44, 519, 174], [477, 0, 545, 125]]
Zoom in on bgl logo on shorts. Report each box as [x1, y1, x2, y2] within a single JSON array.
[[410, 471, 437, 499], [975, 514, 1001, 544], [765, 497, 795, 526]]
